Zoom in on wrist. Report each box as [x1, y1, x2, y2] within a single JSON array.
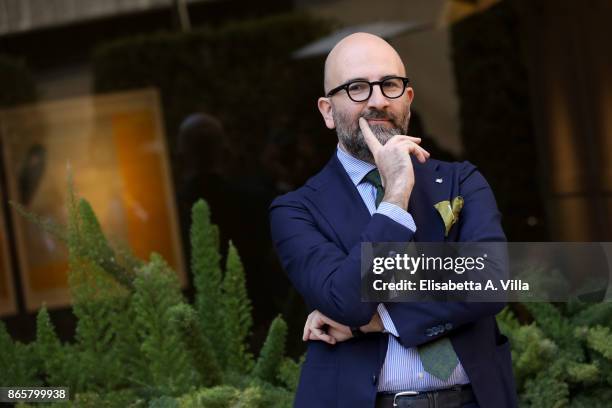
[[384, 179, 412, 204], [359, 312, 383, 334], [382, 190, 411, 210], [350, 326, 366, 338]]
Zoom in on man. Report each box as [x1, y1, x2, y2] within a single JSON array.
[[269, 33, 517, 408]]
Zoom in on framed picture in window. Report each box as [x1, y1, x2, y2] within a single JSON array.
[[0, 89, 185, 311]]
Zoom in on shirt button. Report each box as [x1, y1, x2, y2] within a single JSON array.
[[418, 372, 424, 379]]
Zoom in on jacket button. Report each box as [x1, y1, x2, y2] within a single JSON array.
[[372, 374, 378, 385]]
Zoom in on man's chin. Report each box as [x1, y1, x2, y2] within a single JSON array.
[[368, 126, 401, 144]]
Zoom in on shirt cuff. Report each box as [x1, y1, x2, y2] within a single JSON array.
[[376, 202, 417, 233], [377, 303, 400, 337]]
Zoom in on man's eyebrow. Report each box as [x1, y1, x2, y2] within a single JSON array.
[[343, 74, 401, 83], [380, 74, 401, 80]]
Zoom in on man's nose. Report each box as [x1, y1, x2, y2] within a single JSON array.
[[366, 84, 390, 110]]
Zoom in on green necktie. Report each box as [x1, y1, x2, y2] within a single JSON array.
[[364, 169, 384, 208], [364, 169, 459, 381], [418, 337, 459, 381]]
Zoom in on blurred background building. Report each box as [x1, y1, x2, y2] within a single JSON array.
[[1, 0, 610, 356]]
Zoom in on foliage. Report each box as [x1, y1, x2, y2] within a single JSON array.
[[252, 315, 287, 384], [190, 200, 224, 362], [4, 184, 299, 407], [0, 321, 39, 387], [168, 303, 222, 387], [277, 354, 305, 392], [129, 254, 194, 397], [34, 306, 70, 387], [221, 241, 254, 373], [498, 301, 612, 407]]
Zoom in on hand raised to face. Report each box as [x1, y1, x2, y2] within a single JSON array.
[[359, 117, 429, 209]]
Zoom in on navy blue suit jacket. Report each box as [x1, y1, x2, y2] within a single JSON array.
[[269, 153, 517, 408]]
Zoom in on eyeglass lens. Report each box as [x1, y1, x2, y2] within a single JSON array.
[[347, 78, 406, 101]]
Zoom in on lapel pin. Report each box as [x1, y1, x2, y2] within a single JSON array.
[[435, 178, 443, 184]]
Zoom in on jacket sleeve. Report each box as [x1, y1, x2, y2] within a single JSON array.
[[269, 194, 415, 327], [383, 161, 508, 348]]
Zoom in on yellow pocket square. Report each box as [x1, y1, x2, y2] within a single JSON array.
[[434, 196, 464, 237]]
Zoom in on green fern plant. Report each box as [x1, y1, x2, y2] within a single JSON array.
[[5, 185, 300, 407], [498, 301, 612, 407]]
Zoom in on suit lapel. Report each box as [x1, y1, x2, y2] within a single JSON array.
[[307, 154, 455, 249], [307, 155, 372, 253]]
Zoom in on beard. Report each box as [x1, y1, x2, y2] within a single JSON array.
[[333, 107, 410, 163]]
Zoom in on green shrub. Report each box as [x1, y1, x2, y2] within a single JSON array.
[[4, 179, 300, 406], [498, 301, 612, 406]]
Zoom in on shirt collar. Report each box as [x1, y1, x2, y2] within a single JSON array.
[[336, 144, 376, 186]]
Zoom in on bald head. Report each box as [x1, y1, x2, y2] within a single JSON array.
[[323, 33, 406, 94]]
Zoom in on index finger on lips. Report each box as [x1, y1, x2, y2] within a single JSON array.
[[359, 118, 382, 155]]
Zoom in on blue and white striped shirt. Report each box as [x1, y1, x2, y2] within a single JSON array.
[[335, 146, 470, 392]]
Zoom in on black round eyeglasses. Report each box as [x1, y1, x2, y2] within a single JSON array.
[[326, 76, 410, 102]]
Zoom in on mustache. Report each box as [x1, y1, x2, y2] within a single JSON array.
[[359, 111, 400, 127], [361, 111, 393, 120]]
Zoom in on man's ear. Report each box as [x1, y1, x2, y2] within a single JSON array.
[[317, 97, 335, 129], [405, 87, 414, 104]]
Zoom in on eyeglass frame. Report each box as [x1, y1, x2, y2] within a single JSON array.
[[325, 76, 411, 102]]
